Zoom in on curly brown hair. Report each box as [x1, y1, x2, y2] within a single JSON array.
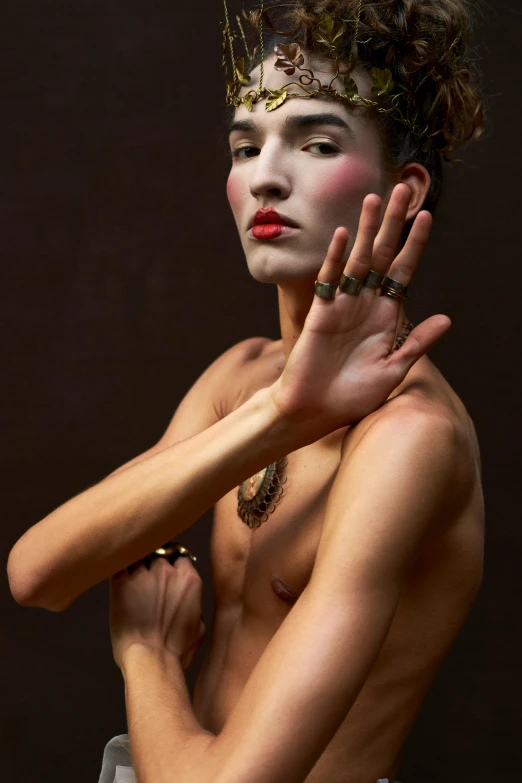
[[232, 0, 487, 244]]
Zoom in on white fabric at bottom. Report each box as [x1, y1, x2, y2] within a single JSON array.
[[98, 734, 136, 783], [98, 733, 401, 783], [115, 767, 137, 783]]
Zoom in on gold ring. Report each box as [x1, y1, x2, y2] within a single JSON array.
[[380, 287, 407, 300], [314, 280, 338, 299], [125, 542, 198, 574], [153, 542, 197, 563], [363, 270, 385, 289], [380, 276, 409, 298], [339, 274, 364, 296]]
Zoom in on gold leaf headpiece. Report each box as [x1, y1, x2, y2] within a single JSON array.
[[221, 0, 461, 152]]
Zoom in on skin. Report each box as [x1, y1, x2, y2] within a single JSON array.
[[111, 45, 441, 664], [106, 50, 483, 783], [225, 52, 432, 361], [3, 35, 484, 783]]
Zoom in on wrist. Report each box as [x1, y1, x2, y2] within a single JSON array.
[[121, 643, 181, 681], [266, 379, 330, 447]]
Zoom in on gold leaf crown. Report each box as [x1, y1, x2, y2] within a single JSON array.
[[221, 0, 460, 152]]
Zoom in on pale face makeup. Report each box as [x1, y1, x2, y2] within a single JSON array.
[[226, 51, 395, 284]]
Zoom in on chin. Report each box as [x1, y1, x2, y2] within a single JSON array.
[[244, 253, 322, 285]]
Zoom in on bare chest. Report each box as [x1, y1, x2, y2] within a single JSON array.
[[210, 436, 343, 619], [193, 348, 484, 779]]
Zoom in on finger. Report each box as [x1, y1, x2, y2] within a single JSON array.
[[174, 557, 202, 588], [371, 184, 413, 274], [150, 555, 174, 574], [316, 226, 349, 286], [341, 194, 381, 282], [384, 210, 433, 286], [173, 554, 199, 572], [126, 561, 147, 577], [388, 314, 451, 372]]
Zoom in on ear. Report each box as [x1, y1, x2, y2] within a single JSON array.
[[396, 162, 432, 222]]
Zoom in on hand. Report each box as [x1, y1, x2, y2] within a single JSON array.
[[109, 556, 206, 673], [270, 184, 451, 435]]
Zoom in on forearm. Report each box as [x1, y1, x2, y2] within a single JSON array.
[[122, 645, 216, 783], [8, 386, 309, 610]]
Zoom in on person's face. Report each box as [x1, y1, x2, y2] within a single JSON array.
[[226, 50, 395, 284]]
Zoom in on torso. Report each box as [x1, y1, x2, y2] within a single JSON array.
[[193, 338, 484, 783]]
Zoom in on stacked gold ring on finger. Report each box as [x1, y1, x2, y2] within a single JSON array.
[[339, 274, 364, 296], [314, 279, 338, 300], [126, 541, 198, 573], [363, 270, 385, 289], [379, 275, 409, 300], [152, 542, 197, 564]]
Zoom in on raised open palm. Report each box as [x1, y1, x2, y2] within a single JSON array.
[[271, 183, 451, 434]]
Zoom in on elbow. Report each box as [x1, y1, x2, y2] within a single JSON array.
[[7, 536, 36, 606], [7, 537, 70, 612]]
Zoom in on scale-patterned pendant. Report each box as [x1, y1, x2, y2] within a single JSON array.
[[237, 456, 288, 529]]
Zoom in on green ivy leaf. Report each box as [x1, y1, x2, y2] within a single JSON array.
[[265, 89, 287, 112], [330, 22, 345, 46], [371, 67, 394, 97], [242, 94, 254, 112], [313, 14, 345, 49], [343, 75, 359, 100], [235, 57, 251, 86]]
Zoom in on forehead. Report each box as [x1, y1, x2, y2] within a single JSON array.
[[233, 51, 374, 132]]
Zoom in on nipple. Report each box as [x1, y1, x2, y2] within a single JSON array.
[[271, 577, 298, 605]]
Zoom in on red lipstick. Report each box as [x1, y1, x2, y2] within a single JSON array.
[[250, 208, 299, 240]]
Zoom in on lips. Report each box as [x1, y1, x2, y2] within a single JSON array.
[[250, 208, 299, 229]]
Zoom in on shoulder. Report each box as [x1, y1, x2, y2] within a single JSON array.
[[317, 393, 478, 588], [345, 354, 478, 475], [205, 337, 272, 386], [223, 336, 273, 362], [213, 337, 283, 417], [153, 337, 276, 446], [340, 390, 476, 524], [368, 393, 467, 447]]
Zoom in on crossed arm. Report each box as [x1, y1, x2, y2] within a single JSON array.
[[121, 406, 467, 783]]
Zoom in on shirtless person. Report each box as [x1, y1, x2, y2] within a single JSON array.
[[7, 1, 485, 781]]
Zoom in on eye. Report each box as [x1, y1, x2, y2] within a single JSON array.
[[230, 141, 340, 160], [231, 146, 259, 160], [305, 142, 340, 156]]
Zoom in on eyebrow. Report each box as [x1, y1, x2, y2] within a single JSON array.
[[227, 112, 356, 139]]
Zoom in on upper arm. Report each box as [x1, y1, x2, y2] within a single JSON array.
[[198, 407, 470, 783], [109, 337, 269, 476], [313, 405, 470, 594]]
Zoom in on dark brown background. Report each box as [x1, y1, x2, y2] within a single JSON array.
[[2, 1, 520, 781]]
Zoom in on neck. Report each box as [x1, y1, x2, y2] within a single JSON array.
[[277, 277, 316, 362], [277, 278, 408, 363]]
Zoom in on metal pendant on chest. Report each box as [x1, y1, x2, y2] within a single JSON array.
[[237, 456, 288, 529]]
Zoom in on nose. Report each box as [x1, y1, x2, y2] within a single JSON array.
[[248, 143, 291, 201]]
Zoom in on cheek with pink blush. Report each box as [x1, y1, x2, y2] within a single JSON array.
[[310, 158, 380, 206], [226, 174, 243, 213]]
